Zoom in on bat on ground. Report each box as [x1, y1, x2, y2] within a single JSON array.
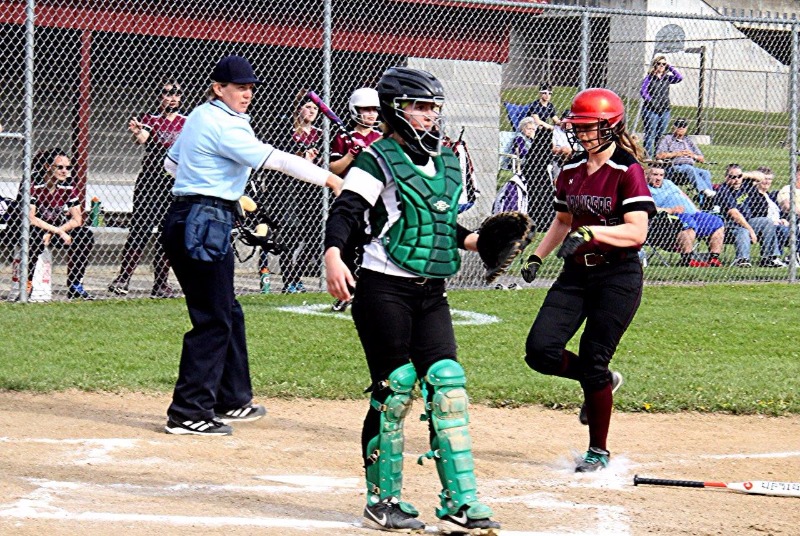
[[633, 475, 800, 498], [306, 90, 353, 142]]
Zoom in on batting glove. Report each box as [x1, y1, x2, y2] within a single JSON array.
[[557, 226, 594, 258], [520, 254, 542, 283], [348, 144, 363, 158]]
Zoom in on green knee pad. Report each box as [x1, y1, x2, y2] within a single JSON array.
[[365, 362, 418, 508], [419, 359, 494, 519]]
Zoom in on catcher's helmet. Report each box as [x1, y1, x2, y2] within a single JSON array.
[[563, 88, 625, 153], [377, 67, 445, 156], [348, 88, 380, 128]]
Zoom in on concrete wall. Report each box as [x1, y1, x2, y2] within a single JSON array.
[[409, 58, 503, 226]]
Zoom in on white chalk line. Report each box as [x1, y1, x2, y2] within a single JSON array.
[[274, 304, 501, 325]]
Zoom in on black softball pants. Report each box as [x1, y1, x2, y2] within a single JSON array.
[[350, 269, 457, 460], [28, 225, 94, 286], [525, 257, 643, 391]]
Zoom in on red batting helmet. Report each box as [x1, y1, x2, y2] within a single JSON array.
[[563, 88, 625, 152]]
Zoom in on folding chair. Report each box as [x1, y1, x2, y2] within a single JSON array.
[[643, 211, 684, 266], [503, 101, 532, 131]]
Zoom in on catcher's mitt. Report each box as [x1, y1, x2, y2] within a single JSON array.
[[476, 211, 535, 284]]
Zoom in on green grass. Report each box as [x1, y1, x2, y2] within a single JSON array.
[[0, 285, 797, 415]]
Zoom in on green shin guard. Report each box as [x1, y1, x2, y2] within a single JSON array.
[[418, 359, 494, 520], [365, 362, 418, 512]]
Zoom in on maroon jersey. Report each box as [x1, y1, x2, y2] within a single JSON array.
[[331, 129, 382, 161], [554, 148, 655, 253], [140, 112, 186, 173], [31, 180, 79, 226]]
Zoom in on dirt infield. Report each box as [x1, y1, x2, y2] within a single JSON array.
[[1, 391, 798, 535]]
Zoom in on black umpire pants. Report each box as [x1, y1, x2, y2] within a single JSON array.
[[525, 256, 643, 390], [162, 200, 252, 421]]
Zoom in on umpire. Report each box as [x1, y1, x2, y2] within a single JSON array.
[[162, 55, 342, 436]]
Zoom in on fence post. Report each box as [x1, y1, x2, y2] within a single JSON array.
[[579, 10, 589, 90], [16, 0, 36, 303], [319, 0, 333, 288], [788, 22, 798, 282]]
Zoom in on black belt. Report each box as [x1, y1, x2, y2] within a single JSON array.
[[570, 250, 636, 267], [172, 195, 237, 212], [363, 269, 444, 286]]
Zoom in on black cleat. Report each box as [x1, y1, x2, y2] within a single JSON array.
[[214, 403, 266, 424], [437, 505, 501, 535], [165, 417, 232, 436], [363, 498, 425, 533], [331, 298, 352, 312]]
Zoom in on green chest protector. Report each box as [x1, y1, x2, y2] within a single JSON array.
[[371, 139, 463, 278]]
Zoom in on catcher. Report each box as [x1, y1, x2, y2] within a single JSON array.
[[325, 67, 506, 535]]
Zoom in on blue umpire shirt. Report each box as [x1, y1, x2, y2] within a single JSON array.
[[168, 99, 274, 201]]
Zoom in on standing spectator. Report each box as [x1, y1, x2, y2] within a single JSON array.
[[26, 149, 95, 300], [328, 87, 382, 312], [646, 166, 724, 267], [162, 55, 342, 436], [520, 88, 656, 473], [551, 108, 576, 182], [109, 81, 185, 298], [324, 66, 501, 534], [715, 164, 783, 267], [655, 118, 716, 201], [640, 55, 683, 158], [524, 83, 560, 232]]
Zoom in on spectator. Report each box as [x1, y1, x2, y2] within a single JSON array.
[[656, 118, 716, 201], [26, 149, 95, 299], [524, 83, 559, 231], [646, 166, 724, 267], [777, 169, 800, 218], [109, 81, 185, 298], [510, 116, 536, 165], [753, 171, 799, 263], [715, 164, 784, 267], [551, 108, 576, 181], [640, 55, 683, 158]]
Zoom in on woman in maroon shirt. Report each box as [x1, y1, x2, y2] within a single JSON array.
[[27, 149, 95, 300], [520, 88, 656, 473]]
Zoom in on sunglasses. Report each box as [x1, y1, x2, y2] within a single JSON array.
[[162, 88, 182, 96], [55, 165, 73, 170], [727, 174, 742, 179], [657, 61, 667, 66]]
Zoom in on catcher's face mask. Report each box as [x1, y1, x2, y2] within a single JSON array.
[[395, 97, 445, 157]]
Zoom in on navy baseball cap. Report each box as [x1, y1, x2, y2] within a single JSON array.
[[674, 118, 688, 128], [211, 55, 261, 85]]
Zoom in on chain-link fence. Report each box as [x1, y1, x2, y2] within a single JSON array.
[[1, 0, 798, 301]]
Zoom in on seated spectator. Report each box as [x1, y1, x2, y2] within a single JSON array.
[[25, 149, 95, 299], [655, 118, 716, 201], [715, 164, 783, 268], [646, 166, 724, 267], [753, 171, 800, 264], [777, 168, 800, 219], [510, 116, 536, 165]]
